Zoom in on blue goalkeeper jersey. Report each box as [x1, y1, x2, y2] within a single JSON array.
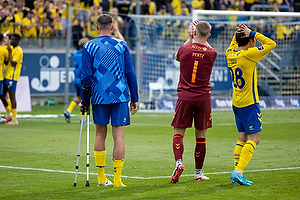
[[73, 49, 83, 85], [81, 35, 138, 105]]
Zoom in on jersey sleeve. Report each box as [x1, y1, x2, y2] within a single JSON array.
[[123, 42, 138, 102], [225, 33, 238, 57], [73, 52, 78, 68], [81, 44, 93, 88], [243, 32, 276, 63]]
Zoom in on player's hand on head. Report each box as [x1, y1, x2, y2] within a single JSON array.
[[240, 23, 251, 37], [236, 23, 244, 33], [237, 23, 251, 37]]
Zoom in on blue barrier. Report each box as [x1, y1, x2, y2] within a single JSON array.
[[155, 96, 300, 110], [21, 52, 232, 94]]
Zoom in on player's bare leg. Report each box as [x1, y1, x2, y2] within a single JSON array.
[[112, 126, 126, 187]]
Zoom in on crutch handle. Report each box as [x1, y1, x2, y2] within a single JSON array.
[[81, 85, 91, 115]]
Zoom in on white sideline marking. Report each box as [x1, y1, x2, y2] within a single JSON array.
[[0, 165, 299, 180]]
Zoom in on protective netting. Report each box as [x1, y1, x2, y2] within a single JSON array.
[[129, 11, 300, 105]]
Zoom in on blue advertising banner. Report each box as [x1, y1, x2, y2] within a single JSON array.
[[21, 53, 75, 94], [155, 96, 300, 110], [21, 53, 232, 95]]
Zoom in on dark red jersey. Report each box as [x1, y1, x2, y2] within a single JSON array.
[[176, 43, 217, 101]]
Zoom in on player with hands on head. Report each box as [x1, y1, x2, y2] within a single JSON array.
[[0, 32, 9, 123], [226, 22, 276, 186], [80, 14, 138, 188], [0, 33, 23, 125], [170, 20, 217, 183]]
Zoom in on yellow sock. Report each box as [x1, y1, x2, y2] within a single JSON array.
[[113, 159, 125, 187], [234, 141, 245, 170], [80, 112, 87, 120], [236, 140, 257, 172], [11, 109, 17, 120], [94, 150, 106, 184], [5, 105, 11, 116], [67, 101, 77, 113], [7, 98, 11, 110]]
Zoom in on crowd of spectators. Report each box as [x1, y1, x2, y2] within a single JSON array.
[[0, 0, 299, 50]]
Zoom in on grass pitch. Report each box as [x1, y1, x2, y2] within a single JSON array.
[[0, 105, 299, 199]]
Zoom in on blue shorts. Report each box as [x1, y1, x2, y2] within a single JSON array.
[[0, 80, 3, 95], [233, 103, 262, 134], [92, 102, 130, 126], [74, 83, 82, 97], [3, 79, 17, 92]]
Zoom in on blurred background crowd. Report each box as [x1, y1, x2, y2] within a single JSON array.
[[0, 0, 299, 50]]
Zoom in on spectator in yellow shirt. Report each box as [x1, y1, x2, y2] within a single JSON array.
[[22, 10, 38, 39], [147, 0, 157, 14], [171, 0, 181, 15], [61, 0, 79, 38], [0, 8, 22, 35], [111, 7, 124, 37], [53, 0, 64, 37], [191, 0, 205, 12], [7, 8, 22, 35], [14, 0, 30, 20], [244, 0, 259, 11], [86, 5, 102, 38], [180, 0, 190, 15], [78, 0, 99, 36], [172, 0, 189, 15], [39, 18, 54, 37]]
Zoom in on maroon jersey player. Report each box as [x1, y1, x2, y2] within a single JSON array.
[[170, 20, 217, 184]]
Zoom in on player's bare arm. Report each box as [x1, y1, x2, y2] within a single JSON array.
[[175, 22, 194, 61]]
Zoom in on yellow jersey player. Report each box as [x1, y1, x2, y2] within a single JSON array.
[[0, 32, 9, 123], [226, 23, 276, 186], [0, 33, 23, 125]]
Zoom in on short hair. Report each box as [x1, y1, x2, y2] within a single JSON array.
[[0, 33, 3, 41], [97, 14, 113, 31], [10, 33, 21, 41], [195, 21, 211, 37], [78, 37, 89, 48], [236, 25, 254, 47]]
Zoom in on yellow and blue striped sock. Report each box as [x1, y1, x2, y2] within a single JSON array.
[[234, 141, 246, 170]]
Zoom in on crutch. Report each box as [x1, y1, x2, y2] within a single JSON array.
[[73, 107, 85, 187], [73, 86, 90, 187], [85, 102, 90, 187]]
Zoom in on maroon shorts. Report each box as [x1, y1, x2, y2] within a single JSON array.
[[171, 99, 212, 130]]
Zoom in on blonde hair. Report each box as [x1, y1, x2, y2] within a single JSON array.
[[195, 21, 211, 37], [78, 37, 89, 48]]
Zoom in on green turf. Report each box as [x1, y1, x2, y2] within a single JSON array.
[[0, 106, 299, 199]]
